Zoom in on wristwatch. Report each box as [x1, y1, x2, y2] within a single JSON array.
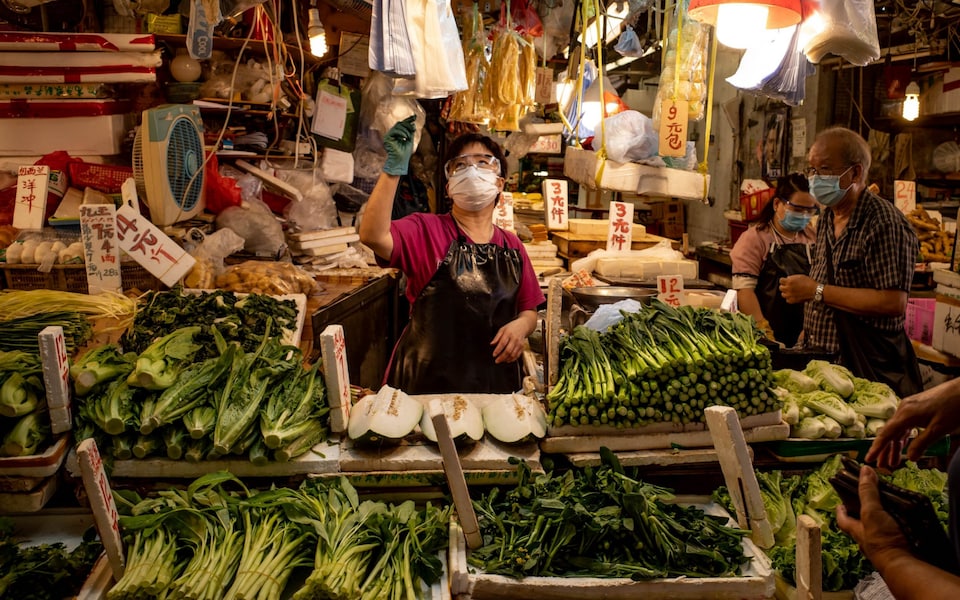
[[814, 283, 825, 303]]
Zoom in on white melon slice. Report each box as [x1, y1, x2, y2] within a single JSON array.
[[482, 393, 548, 443], [348, 385, 423, 443], [419, 394, 484, 443]]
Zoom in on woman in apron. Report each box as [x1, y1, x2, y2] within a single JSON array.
[[359, 117, 545, 394], [730, 173, 818, 347]]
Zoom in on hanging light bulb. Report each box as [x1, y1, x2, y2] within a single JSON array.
[[307, 8, 327, 58], [903, 81, 920, 121], [687, 0, 802, 49]]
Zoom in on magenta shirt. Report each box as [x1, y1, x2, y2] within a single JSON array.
[[384, 213, 545, 312]]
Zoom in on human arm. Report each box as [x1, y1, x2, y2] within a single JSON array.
[[865, 377, 960, 470], [357, 116, 416, 261], [778, 275, 907, 317], [836, 465, 960, 600], [491, 310, 537, 364]]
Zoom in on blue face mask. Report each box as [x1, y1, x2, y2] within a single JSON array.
[[780, 211, 812, 232], [808, 166, 854, 207]]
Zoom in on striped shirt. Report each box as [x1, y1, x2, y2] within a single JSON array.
[[803, 189, 918, 352]]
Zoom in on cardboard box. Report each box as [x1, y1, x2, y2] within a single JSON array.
[[933, 292, 960, 357], [906, 298, 936, 346], [645, 200, 685, 239], [923, 67, 960, 115]]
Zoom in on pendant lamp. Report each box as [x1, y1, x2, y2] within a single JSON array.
[[902, 82, 920, 121], [687, 0, 802, 49]]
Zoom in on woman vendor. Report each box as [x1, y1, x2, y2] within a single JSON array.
[[359, 116, 545, 394], [729, 173, 818, 346]]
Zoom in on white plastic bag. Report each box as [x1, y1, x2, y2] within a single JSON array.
[[803, 0, 880, 67], [593, 111, 658, 163]]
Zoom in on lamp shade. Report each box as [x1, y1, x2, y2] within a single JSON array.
[[687, 0, 802, 29]]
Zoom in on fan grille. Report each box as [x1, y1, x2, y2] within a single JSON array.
[[167, 117, 203, 211]]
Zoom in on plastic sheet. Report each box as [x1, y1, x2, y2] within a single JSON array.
[[803, 0, 880, 67]]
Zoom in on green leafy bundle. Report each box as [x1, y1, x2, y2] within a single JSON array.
[[0, 518, 103, 599]]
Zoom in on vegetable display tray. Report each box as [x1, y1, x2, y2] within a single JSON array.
[[759, 435, 951, 463], [774, 575, 853, 600], [0, 474, 58, 512], [0, 434, 69, 478], [339, 436, 542, 475], [182, 289, 308, 348], [64, 439, 340, 479], [541, 411, 788, 454], [449, 502, 775, 600]]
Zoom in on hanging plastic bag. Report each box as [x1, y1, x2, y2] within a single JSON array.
[[760, 26, 815, 106], [405, 0, 468, 99], [278, 169, 339, 232], [615, 26, 644, 58], [652, 9, 709, 127], [593, 111, 658, 163], [183, 228, 245, 289], [447, 6, 491, 125], [507, 0, 543, 38], [216, 201, 285, 258], [803, 0, 880, 67], [562, 60, 598, 140]]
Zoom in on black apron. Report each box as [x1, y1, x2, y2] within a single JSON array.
[[755, 239, 812, 348], [386, 219, 524, 394]]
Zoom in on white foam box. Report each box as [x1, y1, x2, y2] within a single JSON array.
[[0, 113, 134, 156], [564, 146, 710, 201], [933, 290, 960, 357]]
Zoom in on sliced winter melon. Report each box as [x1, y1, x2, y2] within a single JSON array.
[[420, 395, 484, 443], [482, 393, 548, 443], [348, 385, 423, 443]]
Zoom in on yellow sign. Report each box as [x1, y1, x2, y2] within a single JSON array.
[[658, 99, 688, 158]]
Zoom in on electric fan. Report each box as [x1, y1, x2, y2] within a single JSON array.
[[132, 104, 206, 226]]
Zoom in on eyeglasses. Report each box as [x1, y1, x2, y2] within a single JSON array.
[[444, 153, 501, 177], [804, 164, 855, 178], [783, 200, 819, 215]]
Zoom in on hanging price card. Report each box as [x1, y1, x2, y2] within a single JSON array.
[[535, 67, 555, 105], [80, 203, 123, 295], [493, 191, 515, 231], [13, 165, 49, 230], [658, 99, 688, 158], [543, 178, 569, 230], [115, 203, 195, 287], [657, 274, 686, 307], [894, 180, 916, 214], [320, 324, 352, 433], [606, 200, 634, 251]]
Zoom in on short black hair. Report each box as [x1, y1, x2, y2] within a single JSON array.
[[445, 133, 507, 178], [756, 172, 810, 228]]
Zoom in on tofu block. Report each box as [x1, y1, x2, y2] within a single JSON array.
[[568, 219, 610, 236]]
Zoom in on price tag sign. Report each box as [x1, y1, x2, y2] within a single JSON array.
[[657, 274, 686, 307], [543, 178, 569, 230], [312, 89, 348, 140], [606, 200, 634, 252], [38, 326, 72, 434], [80, 204, 123, 295], [115, 203, 195, 287], [320, 324, 352, 433], [493, 191, 515, 231], [13, 165, 49, 230], [530, 134, 562, 154], [894, 180, 916, 214], [658, 99, 688, 158], [535, 67, 555, 105], [77, 439, 125, 580]]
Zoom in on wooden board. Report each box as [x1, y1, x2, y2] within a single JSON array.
[[334, 468, 537, 488], [0, 434, 68, 478], [564, 446, 743, 468], [0, 475, 57, 512], [541, 412, 787, 454], [452, 503, 775, 600], [65, 440, 340, 478], [339, 436, 540, 473], [550, 230, 677, 260], [775, 576, 853, 600]]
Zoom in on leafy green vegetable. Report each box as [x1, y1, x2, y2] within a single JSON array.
[[794, 391, 857, 427], [804, 360, 855, 399], [70, 344, 136, 397], [1, 411, 50, 457], [773, 369, 819, 394], [849, 377, 899, 419], [127, 326, 202, 391], [791, 416, 826, 439], [260, 359, 328, 450], [0, 518, 103, 599]]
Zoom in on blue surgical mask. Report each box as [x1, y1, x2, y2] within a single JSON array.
[[808, 166, 854, 207], [780, 211, 812, 232]]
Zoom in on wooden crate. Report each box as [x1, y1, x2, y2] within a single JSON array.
[[1, 263, 164, 292], [550, 230, 675, 260]]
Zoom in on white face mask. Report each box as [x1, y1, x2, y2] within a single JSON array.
[[448, 166, 500, 211]]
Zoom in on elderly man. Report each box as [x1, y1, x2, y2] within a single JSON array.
[[779, 126, 921, 398]]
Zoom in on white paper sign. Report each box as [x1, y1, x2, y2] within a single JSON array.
[[337, 31, 371, 78], [311, 89, 348, 140], [606, 200, 635, 252], [791, 118, 807, 159], [80, 204, 123, 295], [530, 134, 563, 154], [493, 191, 515, 231], [38, 326, 72, 434], [13, 165, 49, 230], [115, 203, 195, 287], [657, 274, 686, 307], [77, 439, 125, 580], [320, 324, 351, 433], [894, 180, 917, 214], [543, 178, 569, 230], [535, 67, 555, 105]]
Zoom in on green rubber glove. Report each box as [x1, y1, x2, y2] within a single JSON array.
[[382, 115, 417, 176]]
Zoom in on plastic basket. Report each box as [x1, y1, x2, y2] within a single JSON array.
[[1, 263, 164, 293]]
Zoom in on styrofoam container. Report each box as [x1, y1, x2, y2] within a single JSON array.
[[0, 113, 134, 156]]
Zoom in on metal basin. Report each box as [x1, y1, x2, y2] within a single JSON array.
[[569, 286, 657, 311]]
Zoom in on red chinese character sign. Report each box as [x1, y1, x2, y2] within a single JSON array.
[[543, 178, 569, 231], [13, 165, 49, 230], [658, 99, 689, 159], [657, 274, 686, 307], [77, 438, 125, 580], [80, 204, 122, 295], [606, 200, 635, 252], [492, 191, 515, 231], [115, 203, 195, 287], [38, 326, 72, 434], [320, 324, 352, 433], [894, 180, 916, 214]]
